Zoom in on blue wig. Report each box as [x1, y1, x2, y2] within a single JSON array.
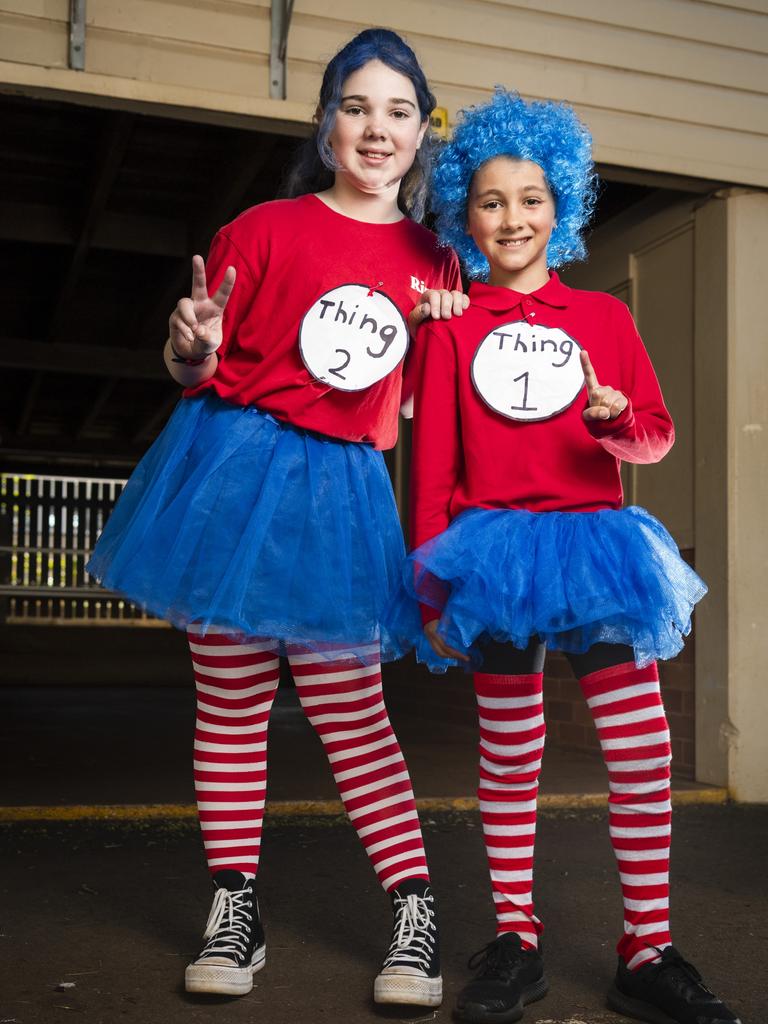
[[432, 89, 598, 278]]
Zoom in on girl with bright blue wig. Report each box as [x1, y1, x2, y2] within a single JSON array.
[[431, 88, 598, 277], [383, 87, 737, 1024]]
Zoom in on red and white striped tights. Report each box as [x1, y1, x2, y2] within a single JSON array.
[[188, 626, 429, 893], [476, 649, 672, 971]]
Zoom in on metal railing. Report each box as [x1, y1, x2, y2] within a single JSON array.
[[0, 472, 163, 626]]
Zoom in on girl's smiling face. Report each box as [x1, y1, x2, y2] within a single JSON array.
[[326, 59, 428, 197], [467, 157, 556, 292]]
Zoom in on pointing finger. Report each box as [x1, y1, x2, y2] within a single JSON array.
[[580, 349, 600, 395]]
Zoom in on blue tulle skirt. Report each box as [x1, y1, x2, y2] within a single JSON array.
[[87, 394, 406, 659], [381, 506, 707, 671]]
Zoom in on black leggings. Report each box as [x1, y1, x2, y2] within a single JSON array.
[[478, 637, 636, 677]]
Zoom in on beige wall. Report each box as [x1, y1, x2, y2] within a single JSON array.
[[565, 189, 768, 801], [563, 195, 697, 549], [1, 0, 768, 184], [695, 189, 768, 801]]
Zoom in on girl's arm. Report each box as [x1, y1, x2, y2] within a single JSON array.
[[164, 253, 235, 386], [582, 305, 674, 464], [165, 228, 259, 388], [402, 248, 466, 416], [409, 323, 469, 661], [409, 323, 463, 550]]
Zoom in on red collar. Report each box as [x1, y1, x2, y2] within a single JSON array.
[[468, 271, 571, 313]]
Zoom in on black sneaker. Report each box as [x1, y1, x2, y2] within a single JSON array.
[[455, 932, 548, 1023], [373, 878, 442, 1007], [607, 945, 742, 1024], [184, 870, 266, 995]]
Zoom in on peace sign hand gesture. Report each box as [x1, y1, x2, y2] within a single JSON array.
[[580, 350, 628, 422], [168, 255, 236, 360]]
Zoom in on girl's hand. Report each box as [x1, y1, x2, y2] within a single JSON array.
[[580, 350, 628, 421], [408, 289, 469, 334], [424, 619, 470, 662], [168, 255, 236, 359]]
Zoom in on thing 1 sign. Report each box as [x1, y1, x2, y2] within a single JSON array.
[[471, 321, 584, 421]]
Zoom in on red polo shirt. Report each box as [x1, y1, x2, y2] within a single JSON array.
[[185, 194, 460, 450], [410, 272, 674, 551]]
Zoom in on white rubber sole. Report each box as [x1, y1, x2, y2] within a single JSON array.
[[373, 972, 443, 1007], [184, 944, 266, 996]]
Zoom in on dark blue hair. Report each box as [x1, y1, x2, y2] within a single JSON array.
[[431, 89, 598, 277], [281, 29, 436, 221]]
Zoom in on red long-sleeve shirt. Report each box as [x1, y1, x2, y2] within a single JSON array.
[[410, 273, 674, 553]]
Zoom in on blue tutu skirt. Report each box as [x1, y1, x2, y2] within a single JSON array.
[[381, 506, 707, 671], [87, 394, 406, 660]]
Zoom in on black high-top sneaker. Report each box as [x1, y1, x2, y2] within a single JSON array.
[[455, 932, 548, 1023], [373, 878, 442, 1007], [184, 870, 266, 996], [607, 945, 742, 1024]]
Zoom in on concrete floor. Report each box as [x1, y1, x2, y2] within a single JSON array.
[[1, 805, 765, 1024], [1, 681, 763, 1023]]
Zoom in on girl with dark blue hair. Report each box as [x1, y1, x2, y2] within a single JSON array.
[[384, 90, 739, 1024], [88, 27, 467, 1010]]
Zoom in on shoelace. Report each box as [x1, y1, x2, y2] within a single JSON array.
[[468, 938, 524, 979], [382, 893, 435, 971], [199, 886, 253, 960], [649, 946, 715, 998]]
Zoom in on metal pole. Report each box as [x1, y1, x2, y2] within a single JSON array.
[[270, 0, 294, 100], [69, 0, 86, 71]]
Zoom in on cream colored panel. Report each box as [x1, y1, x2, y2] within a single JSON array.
[[0, 1, 67, 18], [697, 0, 768, 18], [580, 106, 768, 188], [631, 226, 695, 547], [405, 33, 767, 134], [295, 1, 768, 94], [477, 0, 768, 53], [85, 25, 271, 97], [0, 58, 313, 130], [725, 190, 768, 802], [0, 11, 68, 68], [88, 0, 270, 53]]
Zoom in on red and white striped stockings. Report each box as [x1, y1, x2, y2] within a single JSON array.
[[475, 658, 672, 971], [189, 627, 429, 893]]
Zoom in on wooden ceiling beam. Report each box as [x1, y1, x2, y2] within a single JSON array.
[[0, 201, 187, 257], [0, 338, 168, 380], [0, 432, 148, 468]]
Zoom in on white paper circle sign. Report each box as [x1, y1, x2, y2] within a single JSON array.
[[471, 320, 584, 422], [299, 284, 409, 392]]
